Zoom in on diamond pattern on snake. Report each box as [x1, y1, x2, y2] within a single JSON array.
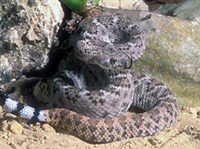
[[0, 14, 178, 143]]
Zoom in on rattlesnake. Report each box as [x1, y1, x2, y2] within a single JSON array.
[[0, 14, 178, 143]]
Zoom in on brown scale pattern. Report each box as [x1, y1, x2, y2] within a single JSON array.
[[43, 92, 177, 143], [34, 71, 178, 143]]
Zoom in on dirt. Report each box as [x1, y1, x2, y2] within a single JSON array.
[[0, 105, 199, 149]]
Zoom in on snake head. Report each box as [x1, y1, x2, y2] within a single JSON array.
[[75, 38, 133, 70]]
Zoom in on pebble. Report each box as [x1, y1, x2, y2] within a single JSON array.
[[0, 120, 9, 131], [189, 108, 197, 118], [41, 123, 56, 132], [0, 106, 3, 113], [197, 111, 200, 115], [9, 120, 23, 134], [148, 138, 158, 146]]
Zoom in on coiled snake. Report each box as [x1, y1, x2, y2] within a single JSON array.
[[0, 14, 178, 143]]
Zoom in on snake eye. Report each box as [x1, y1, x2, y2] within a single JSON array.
[[110, 58, 116, 65]]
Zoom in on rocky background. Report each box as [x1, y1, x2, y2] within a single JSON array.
[[0, 0, 199, 148]]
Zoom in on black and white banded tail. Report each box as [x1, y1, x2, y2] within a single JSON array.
[[0, 89, 46, 122]]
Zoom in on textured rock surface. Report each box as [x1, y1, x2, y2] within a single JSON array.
[[0, 0, 63, 83], [101, 0, 200, 22], [148, 0, 200, 22], [99, 0, 148, 10], [8, 120, 23, 134], [145, 0, 183, 3]]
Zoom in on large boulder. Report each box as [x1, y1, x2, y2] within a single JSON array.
[[147, 0, 200, 22], [0, 0, 63, 83]]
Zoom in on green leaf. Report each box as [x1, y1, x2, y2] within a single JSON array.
[[62, 0, 100, 14], [93, 0, 100, 5], [62, 0, 87, 13]]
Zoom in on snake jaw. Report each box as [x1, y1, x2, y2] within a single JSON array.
[[97, 58, 131, 70]]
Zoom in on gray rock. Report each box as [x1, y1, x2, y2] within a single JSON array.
[[99, 0, 148, 10], [0, 0, 63, 83], [149, 0, 200, 22]]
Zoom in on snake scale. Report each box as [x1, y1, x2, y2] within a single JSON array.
[[0, 14, 178, 143]]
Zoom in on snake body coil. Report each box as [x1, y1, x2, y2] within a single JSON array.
[[0, 14, 178, 143]]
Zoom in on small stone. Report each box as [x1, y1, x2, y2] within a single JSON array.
[[35, 122, 41, 126], [0, 106, 3, 113], [181, 106, 189, 112], [2, 133, 9, 140], [41, 123, 56, 132], [33, 132, 44, 139], [197, 111, 200, 115], [29, 124, 34, 128], [9, 120, 23, 134], [5, 113, 18, 118], [148, 138, 158, 146], [0, 120, 9, 131], [28, 0, 37, 7], [189, 108, 197, 118]]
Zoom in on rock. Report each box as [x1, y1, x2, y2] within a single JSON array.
[[197, 111, 200, 119], [0, 120, 9, 131], [41, 123, 56, 132], [147, 0, 200, 22], [197, 111, 200, 115], [189, 108, 197, 118], [0, 55, 12, 83], [9, 120, 23, 134], [148, 138, 158, 146], [0, 0, 63, 83], [173, 0, 200, 21], [145, 0, 183, 3], [0, 106, 3, 114], [99, 0, 148, 10]]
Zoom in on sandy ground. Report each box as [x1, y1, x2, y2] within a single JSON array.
[[0, 106, 199, 149]]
